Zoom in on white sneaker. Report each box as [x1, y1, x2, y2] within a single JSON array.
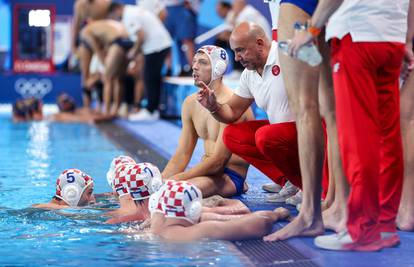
[[265, 181, 299, 203], [285, 190, 302, 206], [128, 109, 159, 121], [314, 231, 383, 251], [262, 183, 282, 193]]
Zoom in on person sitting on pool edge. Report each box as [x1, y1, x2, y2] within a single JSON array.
[[150, 180, 291, 241], [161, 45, 254, 198], [33, 168, 95, 210], [51, 93, 116, 123], [105, 159, 251, 225]]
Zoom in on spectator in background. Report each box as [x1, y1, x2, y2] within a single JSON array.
[[137, 0, 168, 22], [108, 2, 172, 120], [79, 20, 132, 115], [71, 0, 112, 64], [215, 0, 271, 75], [162, 0, 199, 76]]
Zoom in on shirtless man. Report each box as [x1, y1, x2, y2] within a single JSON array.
[[79, 20, 132, 115], [150, 180, 291, 241], [162, 45, 254, 198], [33, 169, 95, 210], [71, 0, 111, 55], [51, 93, 116, 123]]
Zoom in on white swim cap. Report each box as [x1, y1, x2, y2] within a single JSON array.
[[106, 155, 136, 188], [197, 45, 229, 82], [155, 180, 203, 224], [55, 169, 94, 207], [113, 162, 163, 200]]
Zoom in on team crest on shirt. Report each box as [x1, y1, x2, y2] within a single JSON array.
[[272, 65, 280, 76]]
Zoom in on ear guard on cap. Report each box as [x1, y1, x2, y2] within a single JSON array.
[[158, 180, 203, 224], [55, 168, 94, 207], [113, 162, 163, 201], [61, 184, 81, 207], [197, 45, 229, 82], [106, 155, 136, 188]]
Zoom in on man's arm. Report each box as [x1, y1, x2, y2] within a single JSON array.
[[288, 0, 344, 56], [128, 30, 145, 60], [197, 82, 253, 124], [162, 97, 198, 179], [80, 25, 105, 63], [159, 211, 280, 241], [170, 121, 229, 180]]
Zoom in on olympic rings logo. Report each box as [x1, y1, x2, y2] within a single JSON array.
[[14, 78, 53, 98]]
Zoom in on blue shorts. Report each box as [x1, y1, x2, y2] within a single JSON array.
[[280, 0, 318, 16], [224, 168, 245, 196], [165, 5, 197, 40]]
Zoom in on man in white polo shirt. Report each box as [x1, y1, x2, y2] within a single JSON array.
[[108, 2, 173, 120], [197, 22, 311, 213], [289, 0, 412, 251]]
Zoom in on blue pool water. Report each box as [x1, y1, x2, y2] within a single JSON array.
[[0, 116, 245, 266]]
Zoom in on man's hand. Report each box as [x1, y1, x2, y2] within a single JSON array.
[[405, 41, 414, 71], [197, 81, 220, 113], [288, 29, 315, 58]]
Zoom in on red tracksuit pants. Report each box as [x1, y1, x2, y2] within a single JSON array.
[[331, 34, 405, 244], [222, 120, 302, 188]]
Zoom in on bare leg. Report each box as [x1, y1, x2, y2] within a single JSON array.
[[397, 70, 414, 231], [78, 46, 93, 107], [318, 31, 349, 233], [187, 174, 240, 198], [264, 4, 325, 241], [103, 45, 127, 115]]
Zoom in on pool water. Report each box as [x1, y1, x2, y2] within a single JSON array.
[[0, 116, 245, 266]]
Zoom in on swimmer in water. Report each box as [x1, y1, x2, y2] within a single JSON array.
[[150, 180, 291, 241], [33, 169, 95, 210]]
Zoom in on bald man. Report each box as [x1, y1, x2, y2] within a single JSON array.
[[196, 23, 307, 209]]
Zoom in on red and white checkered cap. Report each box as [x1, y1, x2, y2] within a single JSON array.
[[155, 180, 202, 224], [55, 168, 94, 207], [106, 155, 136, 188], [113, 162, 162, 200]]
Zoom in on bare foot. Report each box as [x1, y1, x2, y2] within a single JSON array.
[[322, 205, 347, 232], [397, 208, 414, 231], [273, 207, 292, 221], [263, 213, 324, 241], [321, 200, 332, 211]]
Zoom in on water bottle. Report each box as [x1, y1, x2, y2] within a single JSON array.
[[278, 40, 322, 67]]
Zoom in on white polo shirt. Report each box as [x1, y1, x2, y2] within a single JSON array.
[[235, 41, 295, 124], [326, 0, 409, 43], [122, 5, 172, 55]]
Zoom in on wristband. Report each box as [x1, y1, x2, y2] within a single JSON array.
[[307, 20, 321, 37]]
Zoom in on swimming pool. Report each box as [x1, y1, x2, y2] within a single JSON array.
[[0, 116, 246, 266]]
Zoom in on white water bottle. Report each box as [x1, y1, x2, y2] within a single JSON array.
[[278, 40, 322, 67]]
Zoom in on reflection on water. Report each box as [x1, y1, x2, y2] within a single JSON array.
[[0, 117, 245, 266]]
